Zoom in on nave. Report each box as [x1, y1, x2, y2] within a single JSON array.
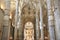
[[0, 0, 60, 40]]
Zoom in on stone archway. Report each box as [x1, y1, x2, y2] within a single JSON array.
[[21, 2, 36, 40]]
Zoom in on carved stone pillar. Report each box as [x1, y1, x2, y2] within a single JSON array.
[[2, 0, 10, 40], [18, 0, 23, 40], [40, 0, 44, 40], [54, 0, 60, 40], [0, 9, 4, 40], [18, 6, 22, 40], [35, 4, 39, 40], [46, 0, 55, 40], [14, 0, 19, 40]]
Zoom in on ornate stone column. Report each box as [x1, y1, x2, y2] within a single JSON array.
[[36, 9, 39, 40], [40, 0, 44, 40], [54, 0, 60, 40], [18, 0, 23, 40], [14, 0, 19, 40], [46, 0, 55, 40], [0, 9, 4, 40], [2, 0, 10, 40], [35, 2, 39, 40]]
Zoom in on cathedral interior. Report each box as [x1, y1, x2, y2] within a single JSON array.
[[0, 0, 60, 40]]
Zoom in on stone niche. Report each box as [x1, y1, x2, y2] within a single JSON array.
[[24, 22, 34, 40]]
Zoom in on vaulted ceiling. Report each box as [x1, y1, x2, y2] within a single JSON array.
[[0, 0, 48, 27]]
